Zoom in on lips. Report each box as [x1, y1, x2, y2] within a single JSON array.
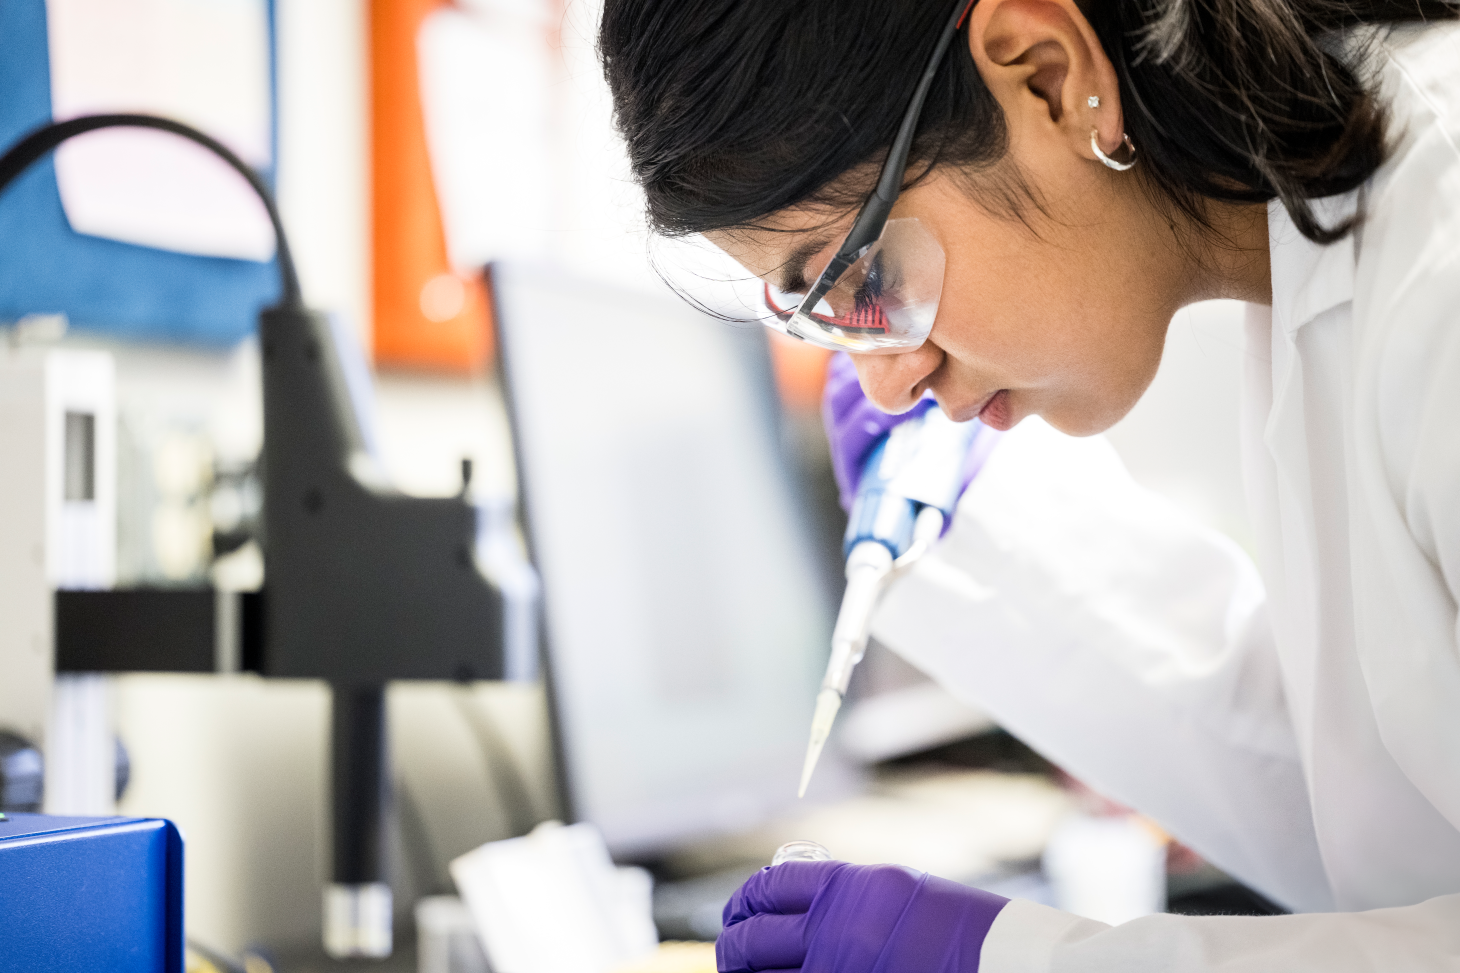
[[924, 383, 1016, 428], [977, 389, 1014, 430], [935, 388, 1003, 424]]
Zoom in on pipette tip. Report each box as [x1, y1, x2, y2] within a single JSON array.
[[797, 689, 844, 798]]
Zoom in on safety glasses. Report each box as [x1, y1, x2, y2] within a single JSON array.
[[763, 0, 975, 354]]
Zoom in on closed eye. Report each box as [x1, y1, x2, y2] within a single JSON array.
[[774, 235, 835, 295]]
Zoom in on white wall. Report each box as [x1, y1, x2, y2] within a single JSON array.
[[116, 675, 330, 952], [274, 0, 371, 346]]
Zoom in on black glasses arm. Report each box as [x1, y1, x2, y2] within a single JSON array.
[[840, 0, 976, 259]]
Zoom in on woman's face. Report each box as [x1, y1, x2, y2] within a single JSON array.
[[705, 0, 1269, 436], [709, 165, 1196, 435]]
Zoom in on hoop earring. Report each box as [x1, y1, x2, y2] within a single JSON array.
[[1091, 130, 1137, 171]]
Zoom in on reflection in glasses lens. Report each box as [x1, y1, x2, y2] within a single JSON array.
[[764, 258, 887, 331], [763, 253, 893, 336], [759, 218, 944, 354], [847, 252, 888, 333]]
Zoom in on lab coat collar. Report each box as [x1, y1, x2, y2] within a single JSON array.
[[1267, 193, 1359, 335]]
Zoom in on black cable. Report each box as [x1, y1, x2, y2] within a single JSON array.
[[452, 687, 546, 838], [397, 778, 451, 897], [0, 113, 302, 309]]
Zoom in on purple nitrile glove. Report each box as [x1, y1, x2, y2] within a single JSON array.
[[822, 353, 1002, 515], [717, 860, 1009, 973]]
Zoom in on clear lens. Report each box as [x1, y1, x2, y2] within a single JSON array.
[[765, 218, 945, 354]]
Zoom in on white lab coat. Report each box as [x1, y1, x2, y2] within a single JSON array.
[[872, 22, 1460, 971]]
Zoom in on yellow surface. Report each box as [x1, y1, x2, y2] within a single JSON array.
[[611, 941, 718, 973], [185, 946, 276, 973], [185, 949, 225, 973]]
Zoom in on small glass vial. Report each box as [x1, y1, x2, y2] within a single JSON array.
[[772, 840, 833, 866]]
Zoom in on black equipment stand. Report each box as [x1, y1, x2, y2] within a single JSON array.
[[1, 115, 508, 961]]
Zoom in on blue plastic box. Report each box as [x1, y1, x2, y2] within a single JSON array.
[[0, 813, 183, 973]]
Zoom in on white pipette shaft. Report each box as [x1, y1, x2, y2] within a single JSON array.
[[798, 508, 948, 798], [798, 541, 892, 797]]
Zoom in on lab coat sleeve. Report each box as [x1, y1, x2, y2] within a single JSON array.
[[870, 418, 1334, 911], [980, 894, 1460, 972]]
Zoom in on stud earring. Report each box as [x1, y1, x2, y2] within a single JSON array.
[[1091, 130, 1137, 171], [1087, 95, 1100, 108]]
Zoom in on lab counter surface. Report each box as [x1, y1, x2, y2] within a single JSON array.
[[255, 938, 717, 973]]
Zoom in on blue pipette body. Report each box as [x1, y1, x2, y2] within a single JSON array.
[[798, 407, 982, 796]]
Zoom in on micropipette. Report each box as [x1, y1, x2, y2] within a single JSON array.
[[798, 406, 982, 798]]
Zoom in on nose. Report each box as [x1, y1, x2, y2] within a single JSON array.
[[848, 344, 944, 413]]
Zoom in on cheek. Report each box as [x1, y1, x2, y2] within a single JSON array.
[[930, 243, 1167, 433], [1037, 350, 1162, 435], [931, 242, 1090, 382]]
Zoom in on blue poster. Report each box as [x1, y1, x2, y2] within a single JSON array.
[[0, 0, 281, 346]]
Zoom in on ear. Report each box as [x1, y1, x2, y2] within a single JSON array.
[[964, 0, 1125, 165]]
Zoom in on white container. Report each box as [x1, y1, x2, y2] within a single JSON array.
[[1042, 813, 1167, 925], [416, 896, 490, 973], [450, 821, 659, 973]]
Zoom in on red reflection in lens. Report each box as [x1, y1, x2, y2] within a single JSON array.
[[763, 283, 890, 336]]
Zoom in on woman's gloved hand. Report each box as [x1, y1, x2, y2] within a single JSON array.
[[823, 352, 935, 511], [822, 353, 1000, 513], [717, 859, 1008, 973]]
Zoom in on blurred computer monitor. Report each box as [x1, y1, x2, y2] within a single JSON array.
[[490, 261, 833, 858]]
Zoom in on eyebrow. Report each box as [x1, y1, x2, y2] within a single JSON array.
[[775, 235, 836, 294]]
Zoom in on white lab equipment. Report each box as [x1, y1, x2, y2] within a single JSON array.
[[323, 883, 392, 960], [449, 821, 659, 973], [415, 895, 490, 973], [0, 343, 119, 816], [872, 25, 1460, 969], [1040, 814, 1166, 926]]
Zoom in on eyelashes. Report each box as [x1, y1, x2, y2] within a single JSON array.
[[852, 252, 903, 309]]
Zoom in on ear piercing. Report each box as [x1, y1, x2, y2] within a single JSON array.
[[1091, 130, 1138, 170], [1088, 94, 1136, 170]]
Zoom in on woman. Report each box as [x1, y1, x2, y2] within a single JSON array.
[[600, 0, 1460, 969]]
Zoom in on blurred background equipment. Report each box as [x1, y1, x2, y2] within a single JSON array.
[[415, 895, 491, 973], [1042, 813, 1169, 925], [1, 112, 517, 964], [0, 732, 45, 813], [491, 260, 838, 856], [449, 820, 659, 973], [370, 0, 494, 373], [0, 343, 120, 817]]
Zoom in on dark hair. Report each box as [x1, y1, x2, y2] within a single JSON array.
[[600, 0, 1455, 245]]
